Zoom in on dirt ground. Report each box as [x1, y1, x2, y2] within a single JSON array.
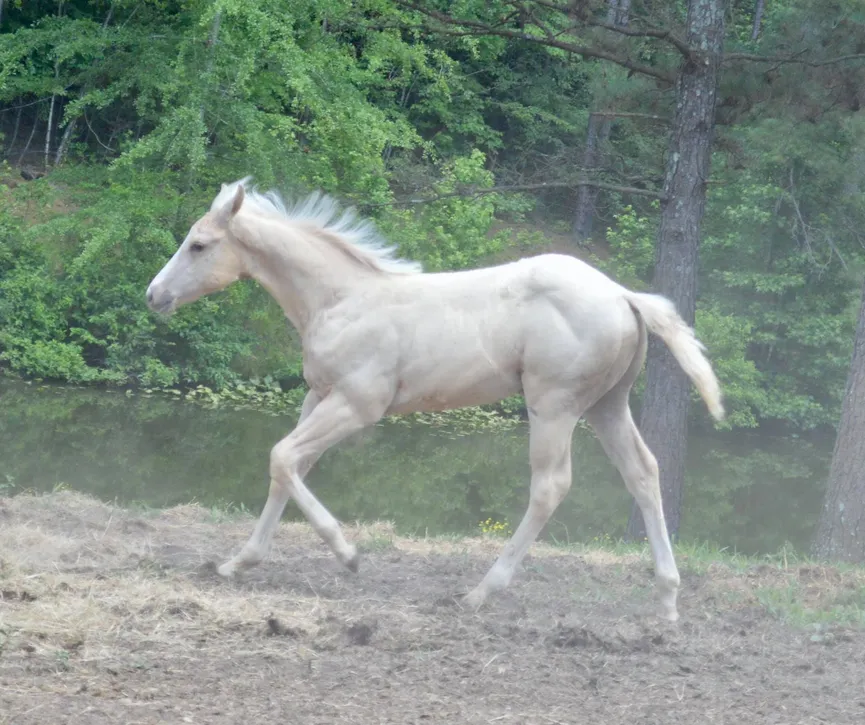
[[1, 492, 864, 725]]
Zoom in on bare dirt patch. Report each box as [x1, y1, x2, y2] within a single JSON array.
[[1, 492, 864, 724]]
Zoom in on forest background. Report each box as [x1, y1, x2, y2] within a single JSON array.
[[2, 0, 865, 554]]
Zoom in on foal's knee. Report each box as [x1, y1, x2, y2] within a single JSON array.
[[530, 473, 571, 515], [269, 440, 296, 481]]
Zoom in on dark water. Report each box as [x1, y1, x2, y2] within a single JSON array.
[[0, 379, 831, 556]]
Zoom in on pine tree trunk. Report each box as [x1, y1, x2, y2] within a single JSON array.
[[812, 280, 865, 562], [751, 0, 765, 41], [573, 113, 602, 244], [607, 0, 632, 26], [572, 0, 629, 246], [626, 0, 725, 540]]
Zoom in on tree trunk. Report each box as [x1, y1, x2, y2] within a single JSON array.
[[45, 95, 56, 169], [573, 113, 603, 244], [751, 0, 765, 41], [16, 111, 39, 167], [572, 0, 630, 245], [199, 9, 223, 125], [54, 117, 77, 166], [626, 0, 725, 541], [607, 0, 632, 27], [7, 104, 22, 155], [812, 279, 865, 562]]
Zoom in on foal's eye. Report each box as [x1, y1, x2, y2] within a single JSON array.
[[189, 241, 205, 253]]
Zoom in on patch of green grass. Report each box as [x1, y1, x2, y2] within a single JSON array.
[[118, 499, 162, 517], [0, 475, 16, 496], [674, 541, 753, 576], [359, 532, 396, 553], [54, 648, 71, 672], [755, 582, 865, 629], [539, 533, 865, 628], [550, 534, 749, 571], [205, 500, 252, 523]]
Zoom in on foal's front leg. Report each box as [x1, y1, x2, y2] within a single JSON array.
[[217, 390, 374, 578]]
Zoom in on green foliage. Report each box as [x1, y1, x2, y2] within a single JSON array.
[[593, 64, 865, 437], [378, 149, 514, 270], [0, 170, 281, 387], [693, 308, 765, 430], [594, 204, 657, 289], [702, 127, 865, 432]]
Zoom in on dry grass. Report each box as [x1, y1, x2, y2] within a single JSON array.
[[2, 490, 863, 665], [0, 491, 568, 669], [1, 492, 345, 664], [3, 491, 865, 725]]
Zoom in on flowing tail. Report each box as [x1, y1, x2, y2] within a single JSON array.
[[624, 291, 725, 421]]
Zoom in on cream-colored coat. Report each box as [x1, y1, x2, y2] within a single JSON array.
[[147, 178, 724, 621]]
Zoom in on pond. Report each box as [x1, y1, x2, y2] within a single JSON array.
[[0, 378, 832, 556]]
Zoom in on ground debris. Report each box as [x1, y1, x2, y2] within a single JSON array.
[[548, 623, 614, 650], [0, 490, 863, 725], [1, 588, 37, 602], [265, 614, 304, 638], [345, 618, 376, 646]]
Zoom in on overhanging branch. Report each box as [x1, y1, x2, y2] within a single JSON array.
[[395, 1, 676, 84], [364, 181, 665, 207], [590, 21, 695, 61], [528, 1, 694, 60], [724, 52, 865, 67], [591, 111, 669, 123]]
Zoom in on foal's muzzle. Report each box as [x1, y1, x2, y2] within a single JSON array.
[[146, 284, 176, 315]]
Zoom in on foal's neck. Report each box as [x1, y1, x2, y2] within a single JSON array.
[[237, 214, 380, 335]]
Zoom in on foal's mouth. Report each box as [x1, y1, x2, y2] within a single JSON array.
[[146, 292, 177, 316]]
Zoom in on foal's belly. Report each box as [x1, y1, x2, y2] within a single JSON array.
[[386, 355, 521, 415]]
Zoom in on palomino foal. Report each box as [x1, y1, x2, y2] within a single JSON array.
[[146, 178, 724, 621]]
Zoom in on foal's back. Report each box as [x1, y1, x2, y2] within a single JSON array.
[[361, 253, 641, 415]]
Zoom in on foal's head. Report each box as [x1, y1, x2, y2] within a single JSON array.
[[146, 183, 248, 315]]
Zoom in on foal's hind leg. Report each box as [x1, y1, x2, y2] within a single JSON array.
[[217, 390, 376, 578], [465, 411, 578, 610], [585, 396, 681, 621]]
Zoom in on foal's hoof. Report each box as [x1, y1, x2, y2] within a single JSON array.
[[463, 588, 487, 612], [658, 589, 679, 623], [659, 608, 680, 623], [198, 561, 221, 578], [216, 561, 237, 579], [343, 548, 361, 574]]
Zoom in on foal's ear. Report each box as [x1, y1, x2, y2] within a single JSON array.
[[215, 185, 245, 226], [230, 184, 245, 216]]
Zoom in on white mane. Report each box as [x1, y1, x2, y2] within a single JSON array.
[[211, 177, 423, 275]]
